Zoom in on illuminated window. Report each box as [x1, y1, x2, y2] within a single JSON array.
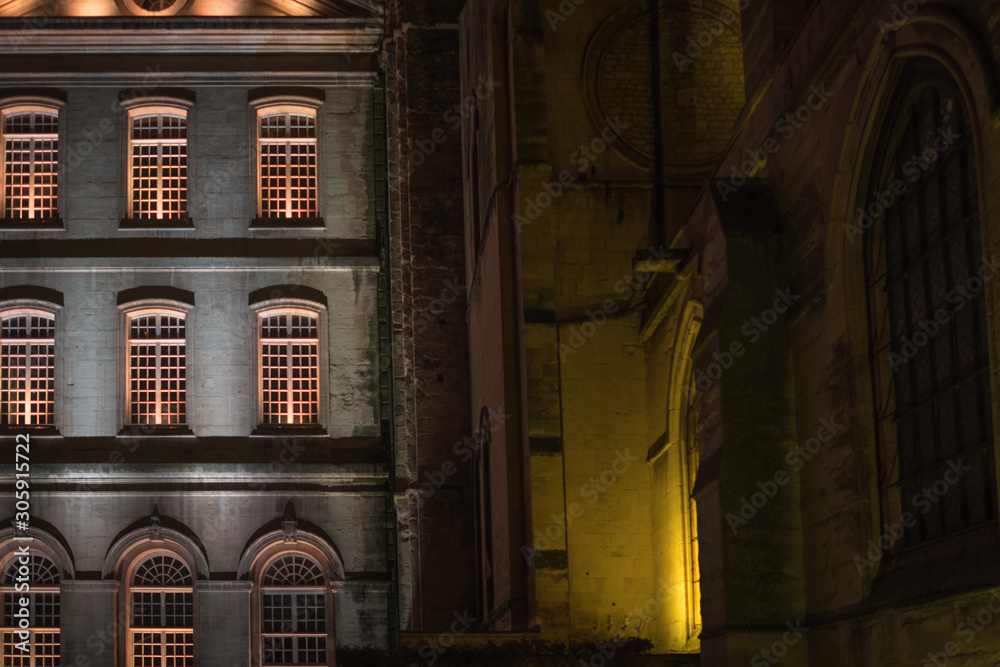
[[260, 554, 327, 666], [256, 105, 318, 220], [128, 553, 194, 667], [126, 310, 186, 426], [127, 105, 188, 221], [865, 64, 996, 546], [2, 104, 59, 222], [0, 309, 55, 428], [257, 308, 320, 426], [1, 553, 60, 666]]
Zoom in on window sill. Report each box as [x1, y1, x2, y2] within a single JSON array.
[[250, 217, 325, 229], [867, 520, 1000, 609], [251, 426, 327, 436], [0, 218, 64, 230], [118, 425, 194, 437], [119, 217, 194, 230]]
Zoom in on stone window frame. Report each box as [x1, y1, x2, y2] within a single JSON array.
[[863, 62, 996, 554], [119, 97, 195, 229], [249, 298, 329, 435], [249, 97, 325, 229], [118, 298, 195, 436], [0, 300, 62, 433], [238, 529, 342, 667], [0, 97, 64, 230], [0, 548, 61, 663]]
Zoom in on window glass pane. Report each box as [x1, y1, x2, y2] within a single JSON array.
[[866, 71, 997, 548], [3, 109, 58, 221], [260, 313, 319, 425], [259, 110, 318, 219], [128, 313, 186, 425], [1, 313, 55, 426], [130, 112, 188, 220]]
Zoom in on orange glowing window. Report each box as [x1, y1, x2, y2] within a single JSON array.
[[256, 105, 318, 220], [127, 105, 188, 221], [128, 553, 194, 667], [127, 310, 187, 426], [261, 554, 328, 665], [1, 105, 59, 221], [257, 309, 320, 426], [1, 553, 60, 665], [0, 309, 55, 428]]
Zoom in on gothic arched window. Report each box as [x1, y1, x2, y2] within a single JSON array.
[[864, 61, 996, 548]]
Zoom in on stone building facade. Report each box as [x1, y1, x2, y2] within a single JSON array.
[[455, 0, 1000, 665]]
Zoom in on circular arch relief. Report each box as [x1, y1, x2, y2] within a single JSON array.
[[582, 0, 744, 176]]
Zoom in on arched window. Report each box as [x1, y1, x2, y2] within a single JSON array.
[[128, 552, 194, 666], [124, 102, 190, 223], [254, 102, 319, 221], [260, 553, 328, 665], [1, 552, 60, 665], [1, 102, 59, 222], [256, 306, 321, 427], [0, 308, 55, 428], [864, 61, 995, 547], [126, 308, 187, 426]]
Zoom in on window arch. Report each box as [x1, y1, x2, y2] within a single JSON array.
[[122, 305, 188, 427], [0, 306, 56, 428], [1, 100, 60, 223], [252, 301, 325, 428], [259, 553, 329, 666], [127, 551, 195, 666], [253, 100, 321, 223], [864, 61, 995, 548], [123, 100, 190, 224], [1, 551, 60, 665]]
